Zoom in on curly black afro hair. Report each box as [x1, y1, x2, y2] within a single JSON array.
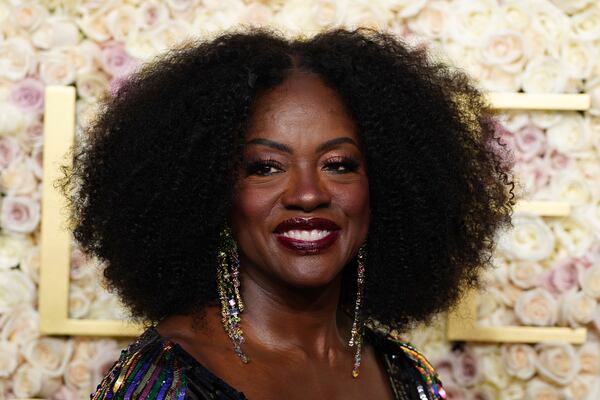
[[58, 27, 515, 331]]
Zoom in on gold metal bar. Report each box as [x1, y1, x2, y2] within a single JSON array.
[[514, 201, 571, 216], [488, 93, 590, 110]]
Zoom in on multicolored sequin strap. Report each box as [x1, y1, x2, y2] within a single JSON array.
[[387, 331, 447, 400], [91, 335, 187, 400]]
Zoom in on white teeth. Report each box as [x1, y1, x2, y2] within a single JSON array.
[[281, 229, 331, 241]]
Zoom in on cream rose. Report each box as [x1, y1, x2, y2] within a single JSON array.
[[525, 378, 566, 400], [535, 342, 579, 385], [0, 136, 23, 171], [448, 1, 498, 45], [508, 261, 542, 289], [76, 10, 111, 42], [564, 375, 600, 400], [89, 345, 122, 391], [12, 363, 43, 399], [150, 20, 193, 54], [0, 160, 37, 195], [587, 77, 600, 116], [39, 51, 77, 85], [76, 73, 109, 102], [1, 305, 39, 345], [578, 341, 600, 374], [64, 359, 92, 391], [478, 30, 526, 73], [480, 350, 511, 389], [580, 264, 600, 298], [0, 103, 27, 136], [0, 340, 18, 377], [530, 111, 562, 129], [550, 217, 593, 258], [20, 246, 40, 284], [490, 283, 523, 308], [22, 337, 74, 378], [0, 194, 40, 233], [31, 16, 80, 49], [498, 2, 531, 32], [23, 119, 44, 151], [561, 38, 595, 80], [550, 170, 593, 206], [69, 285, 91, 319], [104, 5, 139, 42], [570, 5, 600, 40], [0, 269, 35, 312], [559, 289, 596, 327], [500, 381, 526, 400], [531, 1, 568, 49], [514, 288, 558, 326], [496, 214, 555, 261], [0, 37, 36, 81], [11, 2, 48, 32], [28, 145, 43, 181], [546, 112, 591, 155], [500, 344, 536, 380], [137, 1, 169, 31], [551, 0, 594, 14], [522, 57, 569, 93], [0, 233, 27, 269], [407, 2, 447, 39]]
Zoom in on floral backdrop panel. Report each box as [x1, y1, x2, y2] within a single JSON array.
[[1, 0, 600, 399]]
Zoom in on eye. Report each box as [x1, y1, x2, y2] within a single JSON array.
[[323, 156, 360, 174], [245, 159, 283, 177]]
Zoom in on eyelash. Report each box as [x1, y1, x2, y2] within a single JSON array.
[[244, 156, 360, 177]]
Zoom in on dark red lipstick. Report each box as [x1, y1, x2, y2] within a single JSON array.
[[273, 217, 340, 254]]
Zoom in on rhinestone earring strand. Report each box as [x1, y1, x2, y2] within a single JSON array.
[[349, 245, 367, 378]]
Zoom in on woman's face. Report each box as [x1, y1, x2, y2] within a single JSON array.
[[230, 71, 370, 290]]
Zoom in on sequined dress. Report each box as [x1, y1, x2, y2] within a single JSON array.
[[91, 326, 446, 400]]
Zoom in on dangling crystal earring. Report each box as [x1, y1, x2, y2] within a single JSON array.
[[349, 244, 367, 378], [217, 226, 249, 363]]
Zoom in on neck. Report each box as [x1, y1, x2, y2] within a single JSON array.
[[239, 267, 352, 359]]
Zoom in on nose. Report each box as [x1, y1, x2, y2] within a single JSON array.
[[281, 166, 331, 212]]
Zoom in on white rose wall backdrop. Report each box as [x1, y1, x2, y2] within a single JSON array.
[[1, 0, 600, 399]]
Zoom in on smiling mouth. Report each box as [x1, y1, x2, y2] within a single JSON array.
[[273, 217, 340, 254]]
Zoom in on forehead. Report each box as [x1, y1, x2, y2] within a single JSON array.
[[245, 71, 358, 145]]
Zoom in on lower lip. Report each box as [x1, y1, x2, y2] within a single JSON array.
[[274, 231, 340, 254]]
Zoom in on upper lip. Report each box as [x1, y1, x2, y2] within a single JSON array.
[[274, 217, 340, 233]]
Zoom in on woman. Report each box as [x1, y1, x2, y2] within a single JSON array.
[[59, 28, 514, 399]]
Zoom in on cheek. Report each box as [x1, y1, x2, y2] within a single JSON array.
[[336, 179, 370, 221], [230, 184, 277, 230]]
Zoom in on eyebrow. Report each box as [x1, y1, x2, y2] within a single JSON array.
[[245, 136, 359, 154]]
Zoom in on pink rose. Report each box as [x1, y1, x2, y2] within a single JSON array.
[[0, 195, 40, 233], [99, 42, 138, 78], [28, 147, 43, 181], [89, 346, 120, 392], [0, 136, 23, 169], [513, 158, 550, 194], [9, 78, 45, 112], [23, 119, 44, 150], [543, 148, 575, 173], [451, 348, 481, 387], [514, 124, 546, 161], [540, 258, 581, 294], [49, 385, 79, 400], [108, 76, 128, 97], [431, 355, 454, 386]]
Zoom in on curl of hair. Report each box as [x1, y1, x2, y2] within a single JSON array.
[[58, 27, 515, 330]]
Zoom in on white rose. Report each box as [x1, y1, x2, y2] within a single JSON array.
[[578, 341, 600, 374], [408, 2, 449, 40], [23, 119, 44, 151], [104, 5, 139, 42], [0, 37, 36, 81], [13, 363, 43, 399], [478, 30, 527, 73], [137, 1, 170, 31], [550, 217, 593, 258], [530, 111, 562, 129], [498, 1, 531, 32], [449, 1, 499, 45], [125, 30, 159, 60], [551, 0, 593, 14], [501, 344, 536, 380], [76, 11, 111, 42], [490, 283, 523, 308], [531, 1, 568, 50], [150, 20, 193, 54], [89, 346, 121, 393], [570, 5, 600, 40], [559, 289, 596, 327], [499, 381, 525, 400], [76, 73, 109, 102], [522, 57, 569, 93], [526, 378, 566, 400], [561, 38, 595, 80], [384, 0, 426, 18], [166, 0, 199, 13], [496, 213, 554, 261], [0, 102, 27, 136], [564, 375, 600, 400], [478, 66, 521, 92], [64, 359, 92, 391], [70, 246, 97, 281], [550, 170, 592, 207], [0, 160, 37, 195], [28, 145, 43, 181], [546, 112, 591, 155], [11, 3, 48, 32], [508, 261, 542, 289], [341, 1, 394, 31], [0, 194, 40, 233], [0, 232, 27, 269], [1, 305, 39, 345], [480, 351, 511, 389], [272, 0, 347, 34], [514, 288, 558, 326], [39, 50, 77, 85], [477, 290, 500, 320], [20, 246, 40, 284], [586, 77, 600, 116], [580, 264, 600, 298], [0, 269, 35, 312], [535, 342, 579, 385], [31, 16, 80, 49], [22, 338, 74, 378], [69, 285, 91, 319], [65, 40, 101, 75], [0, 340, 18, 377]]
